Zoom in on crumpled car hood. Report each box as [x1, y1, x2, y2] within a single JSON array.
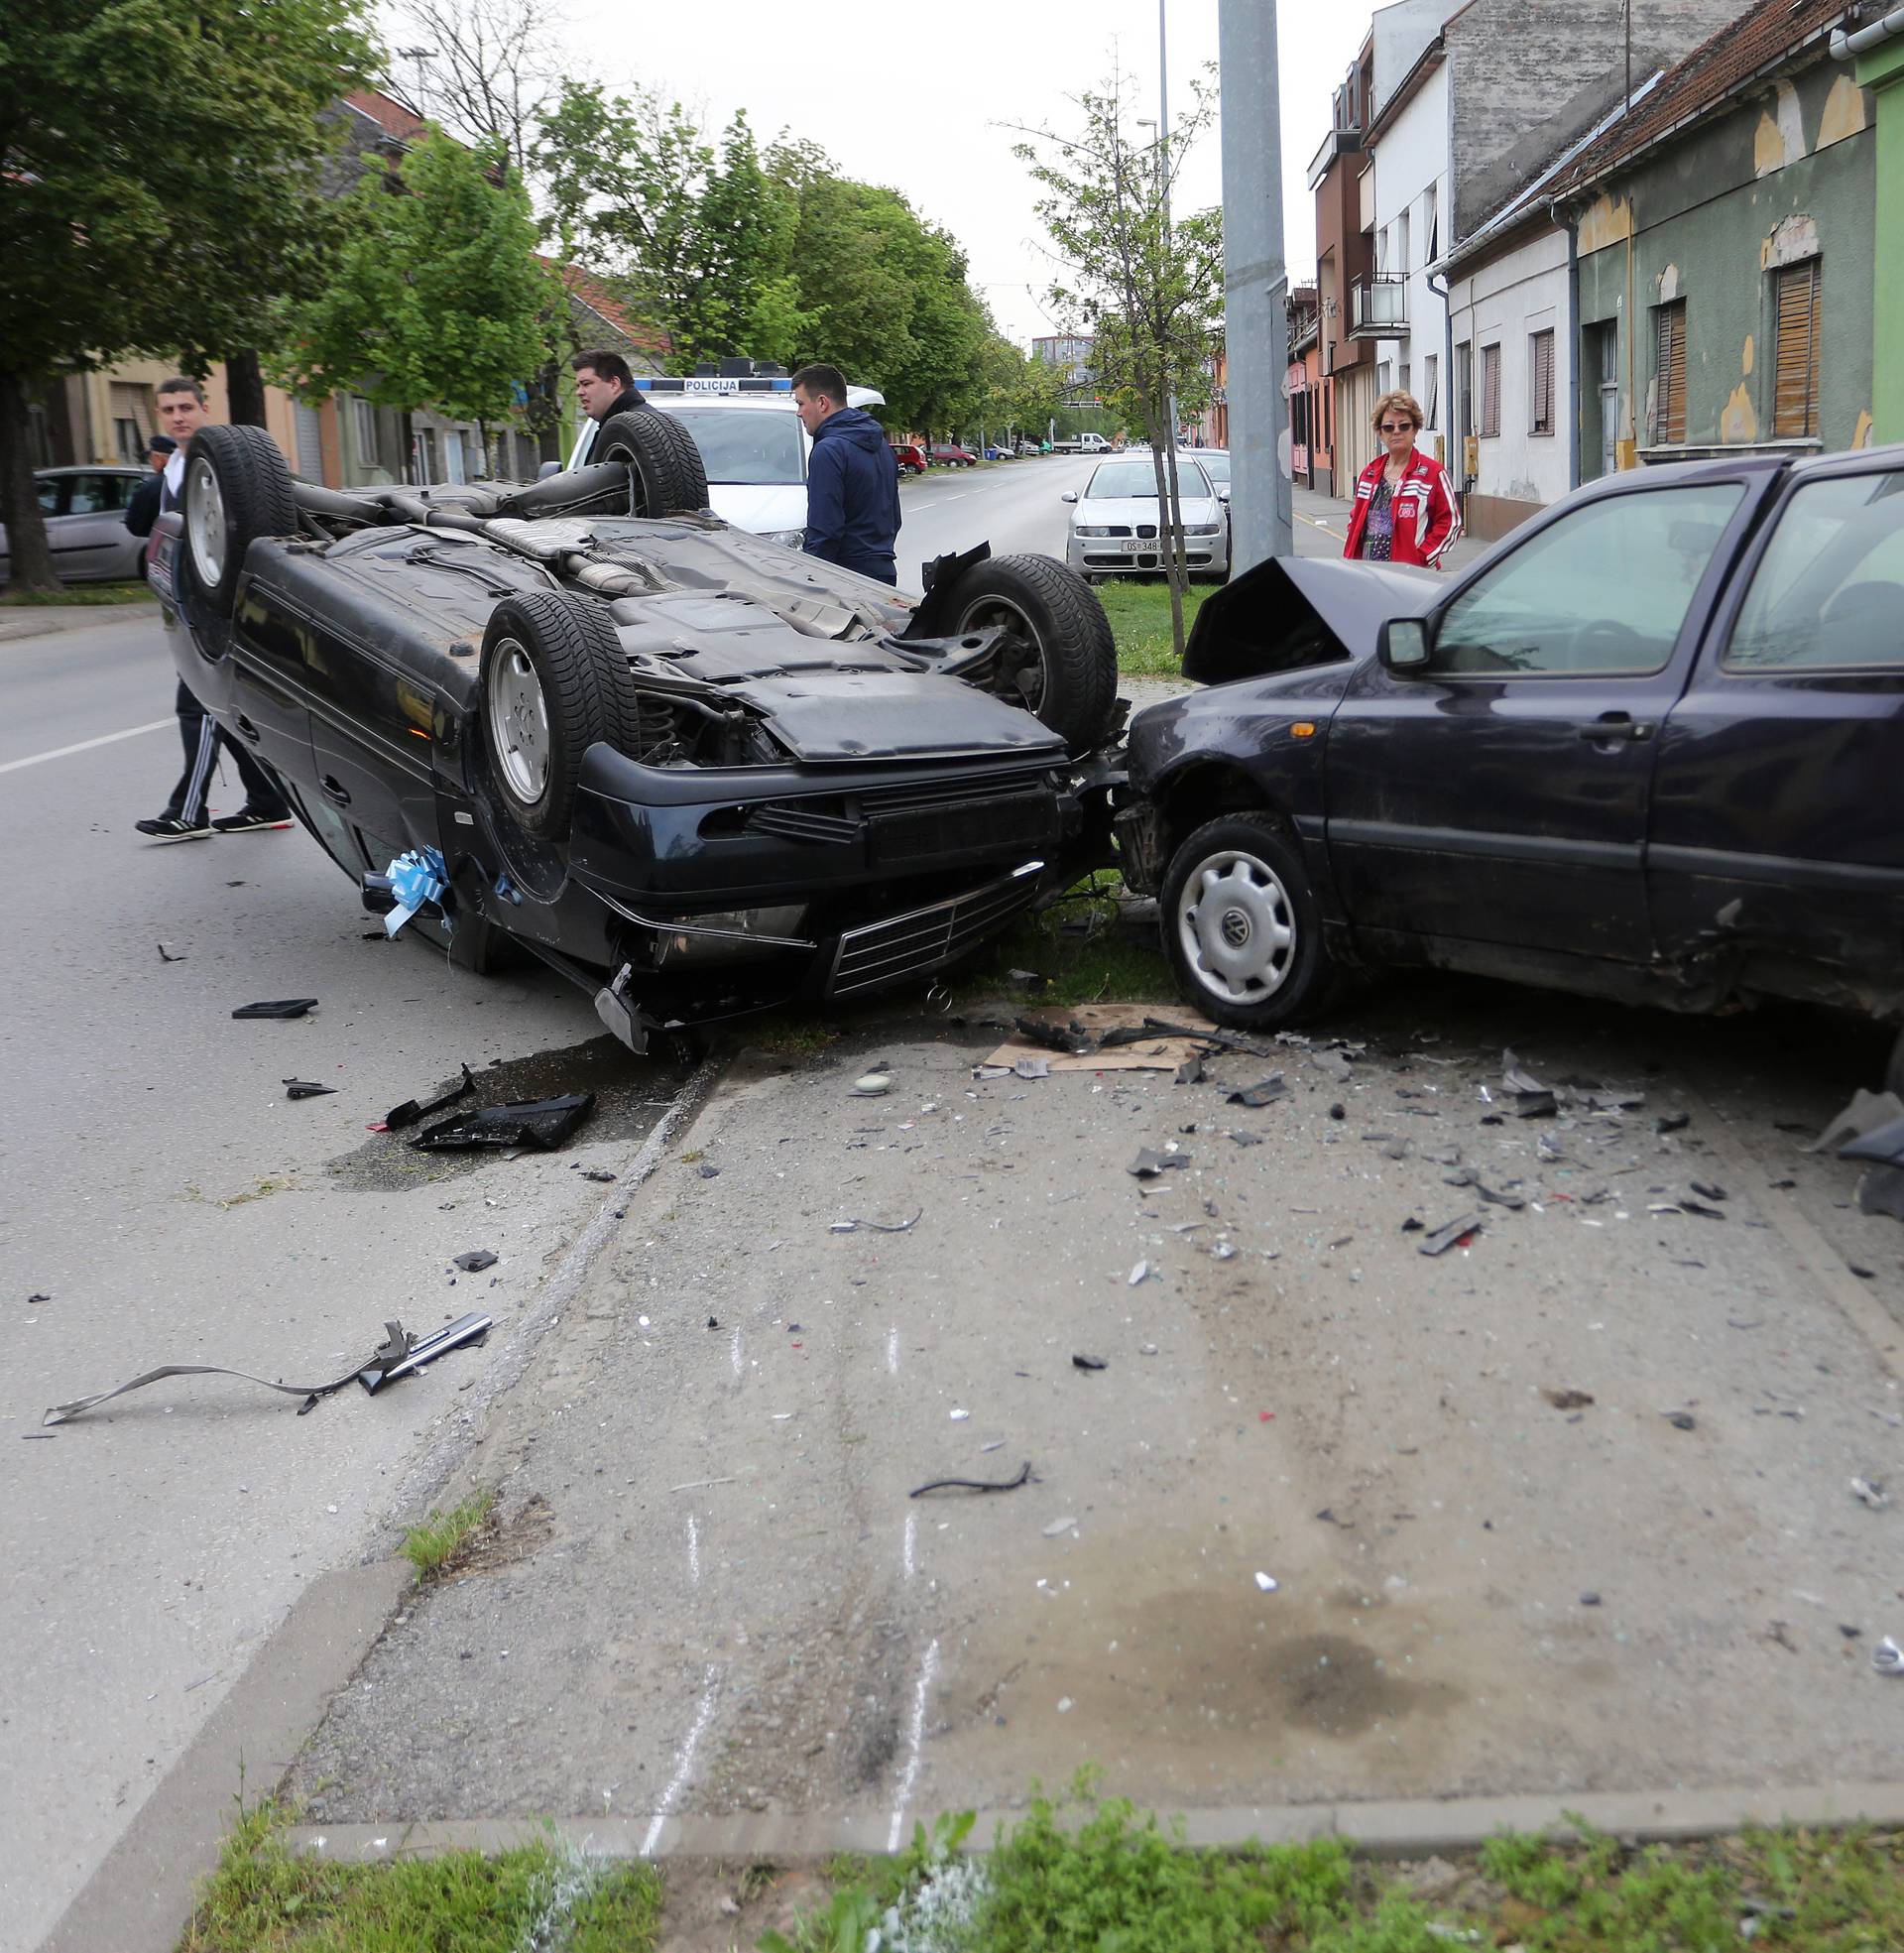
[[1183, 554, 1437, 685]]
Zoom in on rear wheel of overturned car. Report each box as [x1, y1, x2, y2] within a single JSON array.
[[593, 408, 709, 516], [1160, 813, 1337, 1032], [480, 591, 638, 837], [180, 423, 299, 617], [949, 553, 1119, 753]]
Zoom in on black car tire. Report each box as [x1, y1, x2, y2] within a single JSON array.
[[1159, 813, 1337, 1031], [1886, 1024, 1904, 1101], [479, 591, 638, 837], [593, 409, 709, 516], [180, 423, 298, 618], [948, 552, 1119, 753]]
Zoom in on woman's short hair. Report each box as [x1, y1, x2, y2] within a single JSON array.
[[1371, 389, 1424, 434]]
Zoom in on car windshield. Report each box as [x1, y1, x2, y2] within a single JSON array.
[[660, 407, 804, 486], [1193, 452, 1231, 484], [1088, 460, 1212, 499]]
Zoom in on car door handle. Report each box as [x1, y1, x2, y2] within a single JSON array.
[[1576, 714, 1654, 743], [320, 774, 352, 807], [233, 714, 262, 743]]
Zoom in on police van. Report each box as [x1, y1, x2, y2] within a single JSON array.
[[566, 359, 887, 548]]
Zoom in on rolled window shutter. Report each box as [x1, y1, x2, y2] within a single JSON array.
[[1531, 331, 1555, 433], [1482, 345, 1500, 438], [1773, 262, 1820, 438], [1655, 303, 1686, 444]]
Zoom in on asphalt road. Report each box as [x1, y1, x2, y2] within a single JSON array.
[[893, 455, 1101, 592], [0, 609, 689, 1952]]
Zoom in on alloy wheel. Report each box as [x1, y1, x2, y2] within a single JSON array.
[[487, 638, 551, 805], [185, 454, 226, 589], [957, 593, 1047, 711]]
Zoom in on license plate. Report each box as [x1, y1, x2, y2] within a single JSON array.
[[1121, 538, 1154, 554]]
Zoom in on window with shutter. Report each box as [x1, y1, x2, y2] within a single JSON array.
[[1773, 260, 1821, 439], [1530, 329, 1556, 435], [1481, 343, 1501, 438], [1654, 302, 1687, 443]]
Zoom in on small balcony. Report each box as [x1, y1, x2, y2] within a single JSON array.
[[1350, 275, 1409, 337]]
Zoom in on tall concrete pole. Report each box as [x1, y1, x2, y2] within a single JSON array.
[[1219, 0, 1294, 569]]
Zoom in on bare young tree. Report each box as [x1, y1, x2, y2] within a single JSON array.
[[389, 0, 570, 180]]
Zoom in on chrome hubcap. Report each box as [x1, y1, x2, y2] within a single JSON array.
[[185, 455, 226, 587], [488, 640, 549, 803], [958, 595, 1045, 708], [1177, 848, 1295, 1003]]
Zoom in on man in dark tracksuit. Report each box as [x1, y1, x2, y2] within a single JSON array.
[[123, 431, 175, 542], [792, 362, 900, 585], [132, 377, 292, 841]]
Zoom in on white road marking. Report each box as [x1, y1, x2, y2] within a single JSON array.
[[902, 1509, 917, 1580], [0, 717, 172, 777], [729, 1326, 743, 1378], [685, 1514, 701, 1586], [887, 1639, 941, 1851], [886, 1326, 899, 1375], [641, 1663, 720, 1857]]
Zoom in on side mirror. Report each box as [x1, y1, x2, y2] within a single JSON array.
[[1379, 618, 1431, 671], [1061, 490, 1079, 503], [536, 459, 562, 481], [1216, 484, 1231, 501]]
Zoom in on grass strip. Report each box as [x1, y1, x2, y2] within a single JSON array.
[[178, 1799, 661, 1952], [401, 1488, 495, 1579], [1095, 578, 1214, 677], [1, 581, 157, 606]]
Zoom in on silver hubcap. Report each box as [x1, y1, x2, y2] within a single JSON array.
[[1177, 848, 1296, 1003], [488, 639, 550, 804], [185, 455, 226, 587], [958, 595, 1046, 708]]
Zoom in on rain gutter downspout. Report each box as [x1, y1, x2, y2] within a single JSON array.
[[1832, 4, 1904, 59], [1545, 194, 1582, 488]]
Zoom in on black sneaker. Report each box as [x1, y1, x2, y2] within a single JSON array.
[[136, 816, 213, 843], [211, 809, 295, 834]]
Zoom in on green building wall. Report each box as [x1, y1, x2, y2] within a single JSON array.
[[1857, 33, 1904, 443], [1572, 56, 1876, 477]]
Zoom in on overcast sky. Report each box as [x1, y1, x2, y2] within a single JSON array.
[[552, 0, 1378, 348]]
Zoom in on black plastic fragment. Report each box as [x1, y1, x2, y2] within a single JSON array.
[[1228, 1130, 1264, 1147], [1013, 1016, 1090, 1054], [1418, 1211, 1485, 1256], [909, 1460, 1032, 1498], [452, 1249, 498, 1272], [1857, 1165, 1904, 1220], [1128, 1147, 1189, 1177], [1656, 1113, 1691, 1135], [284, 1079, 335, 1100], [412, 1091, 595, 1152], [157, 943, 185, 964], [1664, 1410, 1697, 1431], [1689, 1179, 1727, 1201], [1175, 1051, 1205, 1085], [232, 998, 317, 1020], [386, 1062, 475, 1133], [1226, 1075, 1287, 1108], [1072, 1353, 1108, 1371]]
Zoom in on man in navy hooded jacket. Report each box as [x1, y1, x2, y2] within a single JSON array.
[[793, 362, 901, 585]]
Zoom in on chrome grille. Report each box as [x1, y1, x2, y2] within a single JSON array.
[[830, 869, 1041, 996]]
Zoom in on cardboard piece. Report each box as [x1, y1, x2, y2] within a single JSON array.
[[982, 1002, 1223, 1073]]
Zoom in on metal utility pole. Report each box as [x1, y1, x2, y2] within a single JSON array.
[[1218, 0, 1294, 569]]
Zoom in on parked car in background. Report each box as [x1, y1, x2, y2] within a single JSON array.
[[0, 465, 149, 583], [1118, 444, 1904, 1071], [928, 444, 976, 468], [892, 441, 927, 476], [1189, 448, 1232, 500], [1062, 455, 1229, 583], [1053, 431, 1114, 455]]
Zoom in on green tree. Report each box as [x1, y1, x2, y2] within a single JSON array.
[[275, 129, 553, 478], [1014, 64, 1224, 656], [0, 0, 378, 588]]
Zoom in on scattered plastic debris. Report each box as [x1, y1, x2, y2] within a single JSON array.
[[949, 1408, 970, 1421], [850, 1072, 892, 1097], [44, 1311, 491, 1424], [829, 1210, 922, 1234], [1072, 1353, 1107, 1372], [1228, 1129, 1263, 1147], [1175, 1051, 1204, 1085], [1254, 1572, 1278, 1593], [157, 942, 185, 964], [1655, 1113, 1691, 1136], [1128, 1260, 1152, 1286], [581, 1168, 617, 1183], [909, 1461, 1032, 1498], [1663, 1410, 1697, 1431], [452, 1250, 498, 1272], [1042, 1516, 1078, 1536], [284, 1079, 335, 1100], [1128, 1147, 1188, 1177], [1542, 1389, 1595, 1410], [1418, 1211, 1484, 1256], [1501, 1049, 1557, 1118], [1872, 1637, 1904, 1676], [386, 1063, 475, 1133], [232, 998, 317, 1020], [1226, 1075, 1287, 1108], [1014, 1054, 1051, 1080], [1851, 1477, 1891, 1511], [412, 1093, 595, 1152]]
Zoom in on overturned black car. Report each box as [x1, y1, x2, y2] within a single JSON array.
[[155, 413, 1121, 1051]]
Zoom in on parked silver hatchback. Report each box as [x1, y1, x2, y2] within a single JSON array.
[[1062, 454, 1230, 582], [0, 465, 149, 583]]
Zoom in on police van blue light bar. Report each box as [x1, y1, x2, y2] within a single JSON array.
[[632, 376, 794, 394]]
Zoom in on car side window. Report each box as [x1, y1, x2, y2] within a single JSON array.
[[1434, 482, 1745, 677], [37, 478, 62, 516], [1723, 471, 1904, 672], [64, 474, 109, 515]]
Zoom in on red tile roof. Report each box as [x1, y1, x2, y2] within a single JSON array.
[[545, 260, 672, 357], [1552, 0, 1851, 196], [343, 87, 428, 146]]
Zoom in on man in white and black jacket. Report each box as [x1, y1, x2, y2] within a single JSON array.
[[134, 377, 294, 842]]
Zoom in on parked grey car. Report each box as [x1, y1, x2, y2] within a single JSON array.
[[0, 465, 149, 583], [1062, 455, 1230, 582]]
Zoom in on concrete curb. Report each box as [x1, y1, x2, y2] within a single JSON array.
[[0, 601, 159, 644], [34, 1053, 725, 1953], [280, 1779, 1904, 1866]]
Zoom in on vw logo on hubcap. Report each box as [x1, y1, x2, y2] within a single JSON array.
[[1221, 908, 1250, 948]]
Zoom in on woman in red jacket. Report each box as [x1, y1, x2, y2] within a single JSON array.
[[1341, 389, 1463, 568]]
